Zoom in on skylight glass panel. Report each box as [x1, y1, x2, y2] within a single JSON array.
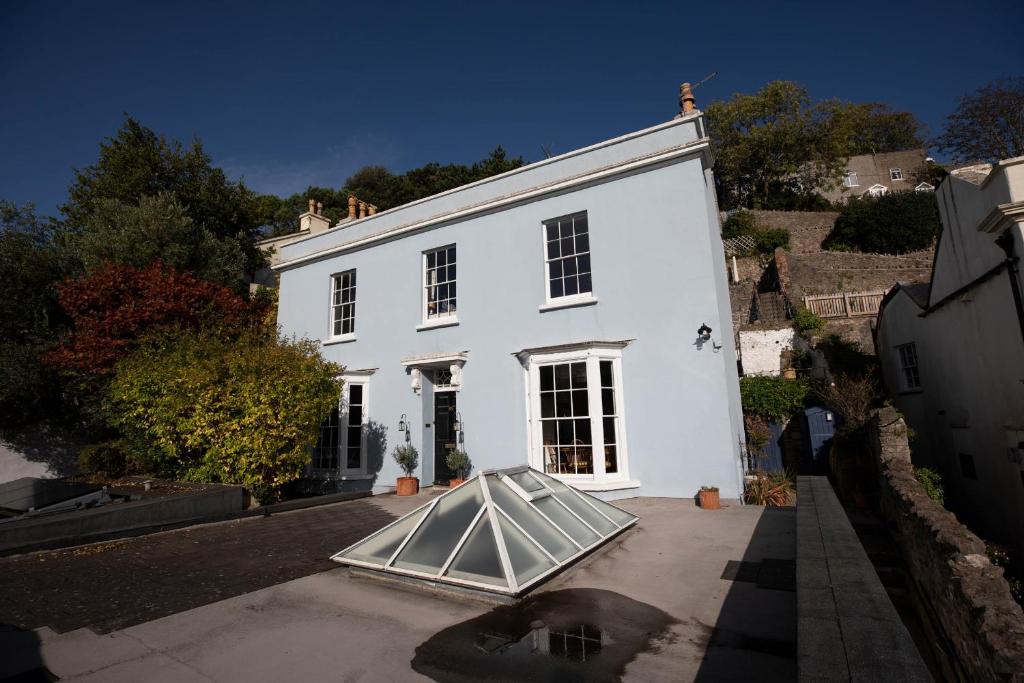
[[332, 466, 638, 596]]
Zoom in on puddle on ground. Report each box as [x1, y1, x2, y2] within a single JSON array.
[[411, 588, 678, 682]]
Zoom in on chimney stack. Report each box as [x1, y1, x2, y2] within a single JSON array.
[[299, 197, 330, 235], [347, 196, 357, 220]]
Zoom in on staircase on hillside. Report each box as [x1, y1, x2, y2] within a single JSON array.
[[753, 291, 790, 323]]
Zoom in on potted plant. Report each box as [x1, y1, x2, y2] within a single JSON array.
[[445, 449, 472, 488], [698, 485, 721, 510], [392, 444, 420, 496]]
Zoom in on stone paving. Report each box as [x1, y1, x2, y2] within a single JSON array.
[[0, 495, 420, 634]]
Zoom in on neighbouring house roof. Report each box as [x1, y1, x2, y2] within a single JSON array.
[[900, 282, 931, 308], [332, 466, 638, 597]]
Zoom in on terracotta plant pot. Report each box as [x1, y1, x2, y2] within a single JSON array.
[[782, 367, 797, 380], [449, 478, 465, 488], [396, 476, 419, 496], [698, 489, 721, 510]]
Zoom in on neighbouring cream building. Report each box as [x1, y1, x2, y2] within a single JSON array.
[[875, 157, 1024, 556], [821, 149, 932, 203], [270, 86, 747, 501]]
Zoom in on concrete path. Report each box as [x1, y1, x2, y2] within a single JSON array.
[[3, 496, 796, 682]]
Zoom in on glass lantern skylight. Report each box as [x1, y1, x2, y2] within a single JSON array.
[[331, 466, 638, 596]]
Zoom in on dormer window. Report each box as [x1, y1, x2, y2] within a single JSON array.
[[843, 171, 859, 188], [890, 168, 903, 181]]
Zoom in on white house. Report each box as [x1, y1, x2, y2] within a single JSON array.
[[875, 156, 1024, 556], [273, 86, 746, 501]]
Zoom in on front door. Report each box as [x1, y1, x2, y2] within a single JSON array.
[[433, 391, 457, 484]]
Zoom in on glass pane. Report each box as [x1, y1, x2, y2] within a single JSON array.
[[534, 497, 599, 547], [436, 249, 447, 266], [539, 365, 554, 391], [497, 511, 556, 586], [488, 476, 576, 562], [570, 363, 587, 388], [541, 394, 555, 418], [575, 232, 589, 253], [444, 514, 506, 587], [599, 361, 612, 388], [554, 364, 571, 390], [604, 445, 618, 474], [394, 480, 485, 574], [577, 253, 591, 273], [572, 390, 588, 417], [603, 417, 616, 444], [574, 419, 591, 444], [553, 490, 617, 535], [546, 224, 559, 241], [549, 260, 562, 279], [560, 221, 573, 239], [579, 273, 592, 294], [509, 470, 545, 493], [585, 493, 637, 527], [547, 240, 560, 260], [563, 257, 578, 276], [573, 215, 588, 235], [564, 277, 579, 296], [339, 508, 426, 565], [602, 389, 615, 416], [347, 444, 361, 469], [555, 391, 571, 417], [550, 278, 563, 299]]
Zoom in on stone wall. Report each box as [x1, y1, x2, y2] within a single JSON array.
[[785, 250, 934, 300], [750, 210, 839, 253], [866, 407, 1024, 681]]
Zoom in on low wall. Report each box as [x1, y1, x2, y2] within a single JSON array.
[[0, 485, 245, 554], [739, 327, 797, 376], [867, 407, 1024, 680]]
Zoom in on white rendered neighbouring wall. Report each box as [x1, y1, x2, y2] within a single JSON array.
[[739, 328, 798, 376], [275, 116, 745, 500]]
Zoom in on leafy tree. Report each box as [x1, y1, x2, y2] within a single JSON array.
[[46, 261, 258, 381], [933, 77, 1024, 162], [739, 376, 810, 422], [62, 116, 265, 277], [255, 187, 351, 237], [707, 82, 924, 210], [105, 331, 343, 502], [72, 193, 249, 286], [824, 191, 940, 254], [0, 202, 73, 426]]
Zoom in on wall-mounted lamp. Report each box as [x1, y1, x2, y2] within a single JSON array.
[[698, 323, 713, 342], [398, 414, 408, 433], [452, 412, 463, 433]]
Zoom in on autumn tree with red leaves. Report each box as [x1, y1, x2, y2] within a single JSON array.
[[46, 261, 262, 379]]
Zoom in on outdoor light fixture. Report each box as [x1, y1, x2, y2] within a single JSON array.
[[452, 412, 463, 433], [398, 414, 408, 433], [698, 323, 713, 341]]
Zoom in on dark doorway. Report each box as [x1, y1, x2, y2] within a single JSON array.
[[434, 391, 458, 484]]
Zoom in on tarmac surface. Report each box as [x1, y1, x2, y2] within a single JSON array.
[[1, 493, 797, 682]]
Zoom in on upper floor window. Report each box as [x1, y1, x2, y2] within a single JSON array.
[[896, 343, 920, 390], [890, 168, 903, 181], [843, 171, 859, 188], [423, 245, 457, 321], [331, 270, 356, 338], [544, 212, 592, 301]]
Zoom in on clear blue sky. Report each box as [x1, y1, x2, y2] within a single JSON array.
[[2, 0, 1022, 217]]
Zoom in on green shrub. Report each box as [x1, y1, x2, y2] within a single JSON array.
[[104, 331, 343, 503], [445, 449, 472, 478], [740, 376, 810, 422], [393, 444, 419, 477], [793, 308, 826, 337], [913, 467, 944, 505], [722, 211, 791, 255], [825, 191, 940, 254], [78, 439, 137, 478]]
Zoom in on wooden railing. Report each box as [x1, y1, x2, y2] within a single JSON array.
[[803, 290, 887, 318]]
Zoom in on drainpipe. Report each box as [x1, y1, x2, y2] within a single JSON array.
[[995, 230, 1024, 346]]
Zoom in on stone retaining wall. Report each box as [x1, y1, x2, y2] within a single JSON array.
[[750, 210, 839, 254], [867, 407, 1024, 681]]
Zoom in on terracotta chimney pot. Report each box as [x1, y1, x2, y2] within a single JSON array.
[[308, 198, 316, 213], [315, 201, 323, 215], [358, 201, 367, 219], [681, 82, 696, 114], [347, 196, 357, 220], [368, 205, 377, 216]]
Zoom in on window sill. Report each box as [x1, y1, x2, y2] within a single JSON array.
[[569, 479, 641, 492], [416, 317, 459, 331], [323, 334, 356, 346], [538, 295, 598, 313]]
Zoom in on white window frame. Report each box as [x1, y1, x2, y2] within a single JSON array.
[[311, 375, 370, 476], [866, 184, 889, 197], [329, 270, 357, 342], [896, 343, 921, 390], [523, 346, 630, 486], [843, 171, 859, 188], [541, 211, 596, 310], [890, 167, 904, 181], [420, 245, 458, 329], [915, 182, 934, 193]]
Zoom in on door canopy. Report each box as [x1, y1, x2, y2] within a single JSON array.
[[332, 466, 638, 596]]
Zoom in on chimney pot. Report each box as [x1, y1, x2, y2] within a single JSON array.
[[308, 198, 316, 214], [368, 204, 377, 216], [347, 196, 357, 220], [315, 201, 323, 215], [358, 201, 367, 219], [680, 82, 696, 114]]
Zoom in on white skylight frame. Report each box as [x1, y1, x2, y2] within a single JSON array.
[[331, 466, 638, 596]]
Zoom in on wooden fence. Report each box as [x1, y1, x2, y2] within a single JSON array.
[[803, 290, 887, 318]]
